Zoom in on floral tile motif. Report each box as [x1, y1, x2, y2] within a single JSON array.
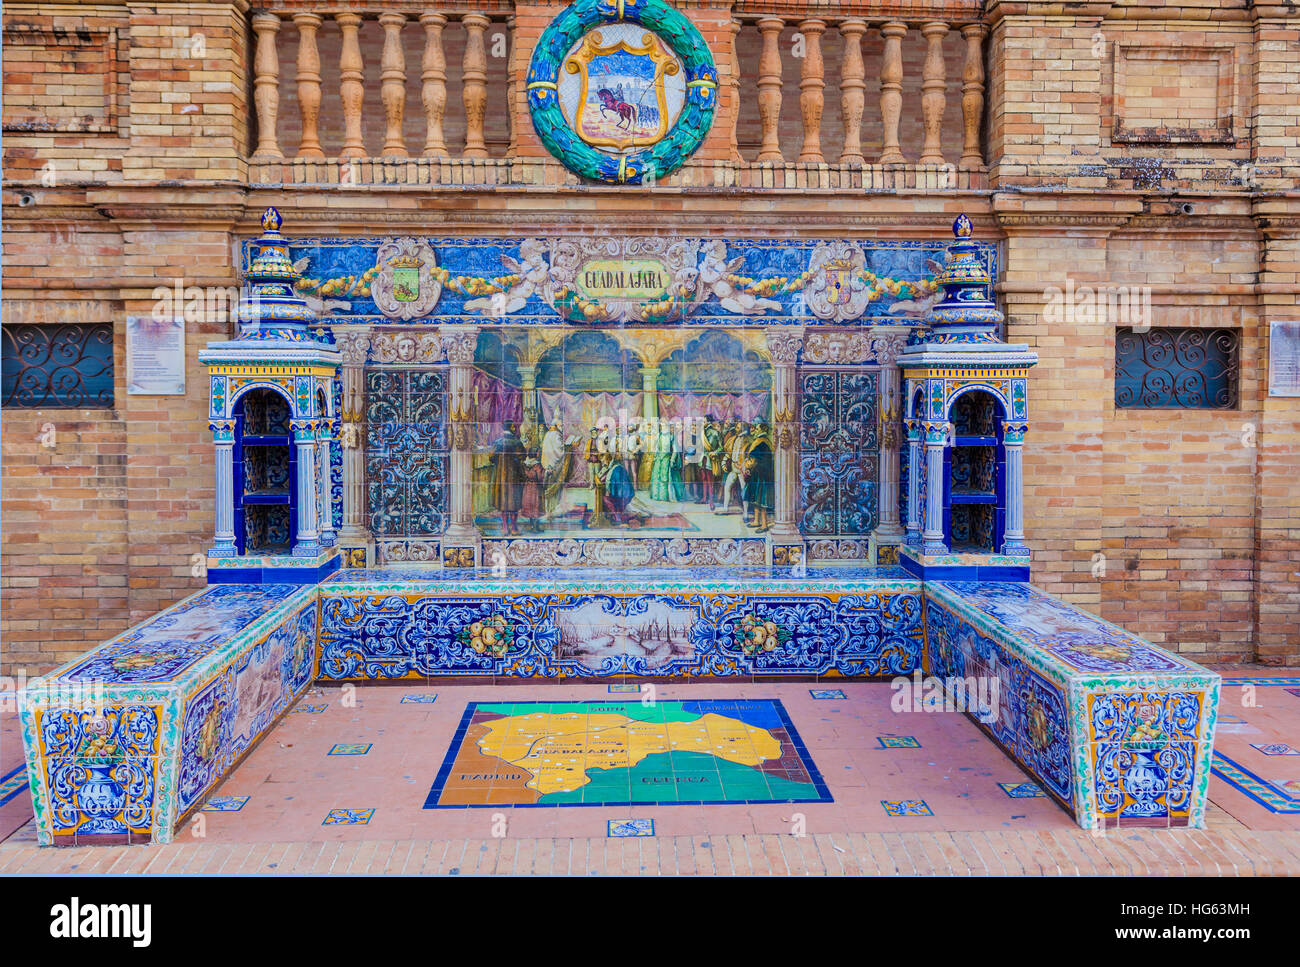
[[607, 684, 641, 693], [323, 808, 374, 826], [1251, 743, 1299, 756], [882, 799, 932, 817], [998, 782, 1047, 799], [201, 795, 249, 812], [608, 819, 655, 837], [328, 743, 372, 756], [810, 689, 847, 699], [876, 735, 920, 749], [400, 694, 438, 704], [293, 703, 328, 713]]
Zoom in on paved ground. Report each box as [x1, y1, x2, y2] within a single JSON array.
[[3, 671, 1299, 875]]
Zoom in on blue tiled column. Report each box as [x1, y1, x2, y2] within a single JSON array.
[[291, 420, 320, 556], [209, 420, 237, 557], [904, 418, 923, 546], [921, 421, 949, 555], [1002, 421, 1029, 556], [317, 418, 337, 547]]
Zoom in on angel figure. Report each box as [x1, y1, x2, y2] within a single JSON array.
[[291, 257, 354, 315], [696, 240, 782, 315], [465, 238, 550, 317], [887, 259, 944, 318]]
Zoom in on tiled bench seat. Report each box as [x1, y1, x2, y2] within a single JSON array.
[[922, 581, 1221, 829], [317, 565, 928, 680], [17, 567, 1221, 843], [19, 584, 318, 845]]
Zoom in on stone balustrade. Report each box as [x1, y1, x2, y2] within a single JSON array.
[[247, 8, 988, 189]]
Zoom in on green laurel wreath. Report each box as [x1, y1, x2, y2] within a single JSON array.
[[526, 0, 718, 184]]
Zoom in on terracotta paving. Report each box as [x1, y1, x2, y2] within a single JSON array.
[[3, 672, 1300, 875]]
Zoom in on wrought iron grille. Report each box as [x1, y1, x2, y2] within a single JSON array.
[[1115, 327, 1238, 410], [2, 323, 114, 408]]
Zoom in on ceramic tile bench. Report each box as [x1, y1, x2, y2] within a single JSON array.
[[18, 584, 318, 845], [18, 567, 1220, 843], [922, 581, 1221, 829], [317, 566, 927, 680]]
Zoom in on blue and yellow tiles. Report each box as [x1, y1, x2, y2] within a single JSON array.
[[877, 736, 921, 749], [328, 744, 372, 756], [608, 819, 655, 837], [882, 799, 933, 817], [323, 808, 374, 826], [201, 796, 249, 812]]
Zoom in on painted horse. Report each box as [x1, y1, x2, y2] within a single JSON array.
[[595, 88, 637, 130]]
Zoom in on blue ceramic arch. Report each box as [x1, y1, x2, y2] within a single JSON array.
[[527, 0, 718, 184]]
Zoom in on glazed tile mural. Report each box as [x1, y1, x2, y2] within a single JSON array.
[[799, 370, 879, 537], [364, 369, 448, 541], [317, 569, 927, 680], [245, 236, 992, 327]]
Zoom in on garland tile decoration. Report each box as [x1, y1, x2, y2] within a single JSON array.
[[527, 0, 717, 184]]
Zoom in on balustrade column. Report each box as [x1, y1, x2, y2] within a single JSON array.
[[317, 420, 338, 547], [919, 22, 950, 167], [291, 421, 321, 556], [921, 421, 949, 556], [767, 329, 803, 540], [507, 16, 519, 155], [251, 12, 282, 161], [337, 13, 366, 160], [420, 13, 450, 158], [335, 331, 371, 546], [379, 13, 409, 158], [462, 14, 490, 159], [878, 22, 907, 165], [210, 421, 237, 556], [905, 419, 923, 545], [756, 17, 784, 163], [1002, 422, 1029, 556], [960, 24, 987, 169], [839, 19, 867, 165], [797, 19, 826, 164], [293, 14, 324, 159], [727, 20, 742, 162]]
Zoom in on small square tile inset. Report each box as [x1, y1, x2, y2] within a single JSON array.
[[876, 735, 921, 749], [1285, 688, 1300, 699], [882, 799, 933, 817], [810, 688, 847, 700], [1252, 743, 1300, 756], [607, 684, 641, 694], [328, 743, 372, 756], [998, 782, 1047, 799], [323, 808, 374, 826], [401, 694, 438, 704], [201, 795, 249, 812], [608, 819, 654, 837], [293, 703, 328, 714]]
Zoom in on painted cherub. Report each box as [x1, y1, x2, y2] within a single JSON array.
[[696, 240, 782, 315], [465, 238, 550, 317], [887, 258, 945, 318]]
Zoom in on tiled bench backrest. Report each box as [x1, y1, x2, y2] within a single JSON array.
[[19, 584, 318, 845], [316, 570, 929, 680], [923, 582, 1221, 829]]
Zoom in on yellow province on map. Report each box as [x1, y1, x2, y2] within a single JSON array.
[[476, 711, 782, 794]]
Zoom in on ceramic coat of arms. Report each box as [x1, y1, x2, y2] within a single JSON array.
[[528, 0, 717, 184]]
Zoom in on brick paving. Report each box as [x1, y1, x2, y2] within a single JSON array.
[[3, 820, 1298, 875]]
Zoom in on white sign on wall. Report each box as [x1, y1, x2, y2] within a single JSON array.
[[126, 316, 185, 395], [1269, 321, 1300, 398]]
